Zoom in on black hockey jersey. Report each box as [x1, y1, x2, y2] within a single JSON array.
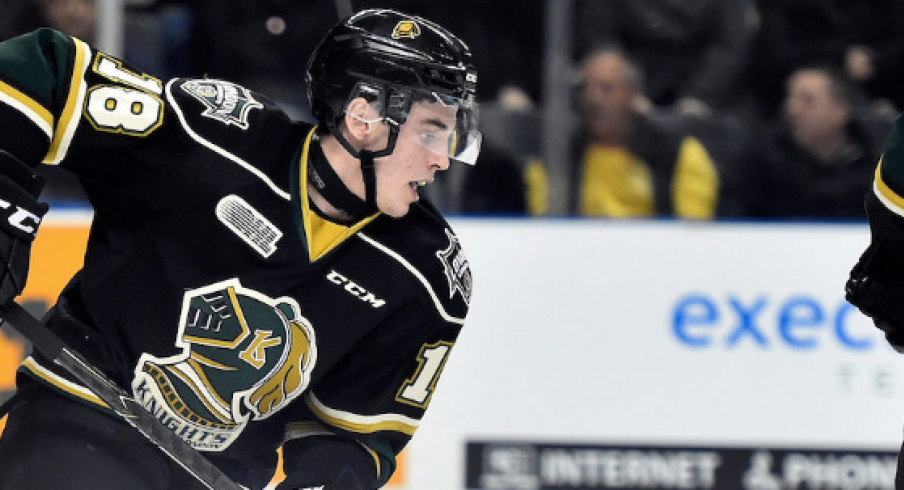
[[0, 29, 472, 486]]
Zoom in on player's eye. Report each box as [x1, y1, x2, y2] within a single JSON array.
[[419, 131, 438, 145]]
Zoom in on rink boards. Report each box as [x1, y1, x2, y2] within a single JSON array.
[[1, 213, 900, 490]]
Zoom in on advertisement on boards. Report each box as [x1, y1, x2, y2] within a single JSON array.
[[466, 441, 896, 490], [401, 219, 903, 490]]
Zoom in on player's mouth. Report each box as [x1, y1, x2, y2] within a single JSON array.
[[409, 180, 430, 201]]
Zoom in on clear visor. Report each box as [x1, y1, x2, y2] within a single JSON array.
[[344, 84, 483, 165], [405, 92, 482, 165]]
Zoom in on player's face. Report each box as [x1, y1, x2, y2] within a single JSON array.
[[373, 102, 455, 217]]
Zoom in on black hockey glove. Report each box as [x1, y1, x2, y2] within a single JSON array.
[[845, 240, 904, 350], [0, 150, 48, 307], [278, 468, 363, 490], [277, 435, 372, 490]]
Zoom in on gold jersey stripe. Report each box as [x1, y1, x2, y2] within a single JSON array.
[[874, 159, 904, 216], [43, 37, 91, 165]]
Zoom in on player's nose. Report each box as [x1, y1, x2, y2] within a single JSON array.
[[429, 152, 451, 171]]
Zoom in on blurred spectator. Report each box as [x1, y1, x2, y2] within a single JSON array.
[[743, 66, 885, 219], [1, 0, 95, 41], [418, 141, 527, 216], [745, 0, 904, 123], [460, 142, 527, 215], [37, 0, 95, 41], [122, 0, 193, 81], [575, 0, 755, 117], [0, 0, 187, 77], [184, 0, 338, 120], [526, 47, 719, 218]]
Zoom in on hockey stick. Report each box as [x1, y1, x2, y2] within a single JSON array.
[[0, 301, 244, 490]]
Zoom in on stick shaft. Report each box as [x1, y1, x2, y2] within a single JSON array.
[[1, 301, 243, 490]]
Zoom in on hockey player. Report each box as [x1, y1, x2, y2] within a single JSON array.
[[0, 8, 479, 490], [847, 115, 904, 490]]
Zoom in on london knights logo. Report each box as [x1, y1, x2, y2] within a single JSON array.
[[180, 79, 262, 129], [437, 229, 472, 305], [131, 279, 317, 451]]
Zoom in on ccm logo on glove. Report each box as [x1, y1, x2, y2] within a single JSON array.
[[0, 198, 42, 237]]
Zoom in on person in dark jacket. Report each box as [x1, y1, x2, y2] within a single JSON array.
[[575, 0, 755, 116], [746, 66, 884, 219], [746, 0, 904, 121]]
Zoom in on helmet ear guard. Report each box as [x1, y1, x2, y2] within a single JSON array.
[[342, 82, 412, 128], [326, 82, 408, 160]]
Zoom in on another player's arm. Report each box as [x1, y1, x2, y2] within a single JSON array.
[[846, 116, 904, 348]]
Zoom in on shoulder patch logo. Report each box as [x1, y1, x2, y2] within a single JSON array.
[[180, 79, 262, 129], [216, 195, 283, 258], [436, 229, 472, 305]]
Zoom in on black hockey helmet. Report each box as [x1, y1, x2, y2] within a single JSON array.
[[306, 8, 481, 165]]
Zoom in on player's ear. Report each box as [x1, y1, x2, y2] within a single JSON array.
[[344, 97, 375, 140]]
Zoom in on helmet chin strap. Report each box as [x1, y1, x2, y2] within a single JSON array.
[[323, 117, 401, 213], [308, 139, 373, 221]]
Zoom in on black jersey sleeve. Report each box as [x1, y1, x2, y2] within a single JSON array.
[[0, 28, 183, 204], [278, 429, 378, 490], [0, 28, 95, 167], [284, 314, 462, 487], [0, 28, 302, 217]]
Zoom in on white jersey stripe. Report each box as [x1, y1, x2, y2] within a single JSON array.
[[43, 37, 91, 165], [0, 80, 53, 139], [305, 392, 420, 435], [165, 79, 291, 201], [874, 181, 904, 218], [873, 160, 904, 218], [21, 356, 107, 407]]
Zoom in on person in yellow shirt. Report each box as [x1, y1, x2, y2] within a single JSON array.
[[527, 47, 719, 218]]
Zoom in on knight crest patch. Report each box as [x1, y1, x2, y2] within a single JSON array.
[[180, 79, 262, 129], [436, 229, 472, 305], [131, 279, 317, 451]]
